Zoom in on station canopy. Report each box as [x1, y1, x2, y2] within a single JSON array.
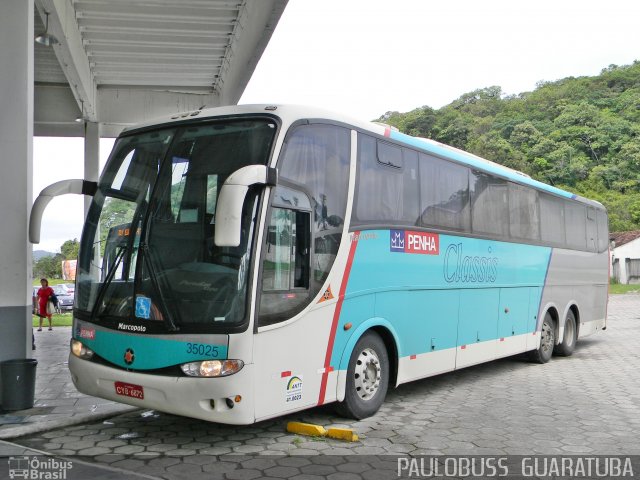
[[34, 0, 287, 137]]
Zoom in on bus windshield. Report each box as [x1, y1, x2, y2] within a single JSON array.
[[76, 118, 277, 333]]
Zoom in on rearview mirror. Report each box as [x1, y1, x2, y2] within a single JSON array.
[[29, 179, 97, 244], [214, 165, 277, 247]]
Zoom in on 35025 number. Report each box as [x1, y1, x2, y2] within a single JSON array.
[[186, 343, 219, 358]]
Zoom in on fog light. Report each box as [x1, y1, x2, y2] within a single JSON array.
[[180, 360, 244, 377], [70, 339, 94, 360]]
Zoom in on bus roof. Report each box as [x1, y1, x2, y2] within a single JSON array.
[[121, 104, 603, 209]]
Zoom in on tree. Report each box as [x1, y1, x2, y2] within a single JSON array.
[[376, 61, 640, 232], [33, 254, 63, 279], [60, 238, 80, 260]]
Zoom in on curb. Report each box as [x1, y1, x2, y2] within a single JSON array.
[[0, 406, 139, 440]]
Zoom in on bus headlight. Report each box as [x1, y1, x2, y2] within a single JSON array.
[[180, 360, 244, 377], [70, 339, 94, 360]]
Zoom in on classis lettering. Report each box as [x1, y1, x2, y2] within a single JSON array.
[[444, 243, 498, 283]]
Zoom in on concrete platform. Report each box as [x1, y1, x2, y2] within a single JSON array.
[[0, 326, 137, 440]]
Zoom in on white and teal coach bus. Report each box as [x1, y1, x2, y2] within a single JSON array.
[[30, 105, 609, 423]]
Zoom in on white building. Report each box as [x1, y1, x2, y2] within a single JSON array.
[[610, 231, 640, 284]]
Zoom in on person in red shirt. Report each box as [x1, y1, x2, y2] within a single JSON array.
[[36, 278, 54, 331]]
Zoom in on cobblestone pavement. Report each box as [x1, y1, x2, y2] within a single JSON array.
[[10, 295, 640, 479]]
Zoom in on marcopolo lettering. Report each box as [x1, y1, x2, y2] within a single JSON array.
[[118, 323, 147, 332], [444, 243, 498, 283]]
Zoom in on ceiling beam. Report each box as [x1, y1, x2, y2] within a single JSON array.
[[215, 0, 287, 105], [35, 0, 96, 121]]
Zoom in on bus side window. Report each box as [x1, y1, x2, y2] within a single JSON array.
[[565, 203, 587, 250], [354, 136, 419, 225], [540, 193, 566, 246], [509, 183, 540, 241], [418, 153, 470, 232], [596, 208, 609, 253], [258, 124, 350, 327], [471, 171, 509, 239], [259, 206, 311, 325]]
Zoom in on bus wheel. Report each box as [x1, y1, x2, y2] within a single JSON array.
[[554, 310, 577, 357], [335, 331, 389, 420], [530, 313, 555, 364]]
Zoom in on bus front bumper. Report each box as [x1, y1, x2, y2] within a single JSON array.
[[68, 354, 255, 425]]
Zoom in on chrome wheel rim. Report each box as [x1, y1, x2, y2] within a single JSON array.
[[354, 348, 381, 400], [541, 321, 554, 353]]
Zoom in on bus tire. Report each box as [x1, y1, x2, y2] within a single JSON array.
[[335, 331, 389, 420], [530, 312, 555, 364], [554, 310, 577, 357]]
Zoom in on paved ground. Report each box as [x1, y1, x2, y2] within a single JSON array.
[[2, 295, 640, 479], [0, 326, 135, 439]]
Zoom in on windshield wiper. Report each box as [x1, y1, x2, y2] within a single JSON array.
[[90, 245, 127, 323], [140, 242, 180, 332]]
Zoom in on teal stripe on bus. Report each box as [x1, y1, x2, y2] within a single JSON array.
[[74, 329, 228, 370], [329, 230, 551, 369]]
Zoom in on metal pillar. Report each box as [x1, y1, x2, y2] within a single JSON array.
[[0, 0, 34, 405], [84, 121, 100, 217]]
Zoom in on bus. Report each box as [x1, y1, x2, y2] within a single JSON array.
[[30, 105, 609, 424]]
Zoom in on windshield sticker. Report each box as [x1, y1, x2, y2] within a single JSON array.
[[390, 230, 440, 255], [286, 375, 303, 403], [135, 296, 151, 319]]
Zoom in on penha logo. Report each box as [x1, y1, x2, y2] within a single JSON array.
[[390, 230, 439, 255], [390, 230, 406, 251]]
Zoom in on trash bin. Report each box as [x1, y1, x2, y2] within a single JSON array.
[[1, 359, 38, 411]]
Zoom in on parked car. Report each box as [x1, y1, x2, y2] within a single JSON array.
[[57, 283, 75, 295], [52, 285, 74, 312], [32, 287, 39, 315]]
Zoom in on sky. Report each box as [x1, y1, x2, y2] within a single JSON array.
[[33, 0, 640, 253]]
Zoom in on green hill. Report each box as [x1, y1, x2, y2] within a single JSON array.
[[377, 61, 640, 232]]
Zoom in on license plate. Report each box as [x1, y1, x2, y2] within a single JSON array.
[[114, 381, 144, 400]]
